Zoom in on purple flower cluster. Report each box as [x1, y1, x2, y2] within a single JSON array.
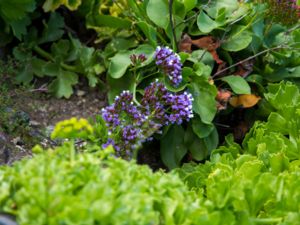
[[165, 92, 194, 125], [101, 81, 194, 159], [155, 46, 182, 86]]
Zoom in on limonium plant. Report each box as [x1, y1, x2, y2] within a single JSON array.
[[101, 46, 193, 159]]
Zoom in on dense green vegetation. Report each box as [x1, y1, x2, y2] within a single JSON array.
[[1, 0, 300, 224]]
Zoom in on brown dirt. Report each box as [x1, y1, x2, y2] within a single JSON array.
[[1, 82, 107, 165]]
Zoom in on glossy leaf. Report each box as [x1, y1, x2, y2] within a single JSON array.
[[188, 77, 217, 124], [197, 10, 219, 33], [108, 44, 155, 79], [146, 0, 169, 29], [160, 125, 187, 169], [221, 75, 251, 94], [222, 25, 253, 52]]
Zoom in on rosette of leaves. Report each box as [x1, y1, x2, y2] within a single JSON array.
[[13, 12, 105, 98], [0, 145, 205, 225]]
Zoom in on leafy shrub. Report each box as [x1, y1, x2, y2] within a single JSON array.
[[176, 82, 300, 224], [0, 146, 203, 225]]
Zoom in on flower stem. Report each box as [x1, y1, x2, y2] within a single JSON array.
[[132, 68, 141, 106], [33, 45, 78, 72], [169, 0, 178, 51]]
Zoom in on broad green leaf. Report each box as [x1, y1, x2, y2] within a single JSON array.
[[43, 62, 60, 77], [15, 64, 33, 84], [0, 0, 35, 21], [51, 39, 71, 60], [107, 72, 135, 104], [197, 10, 218, 33], [221, 75, 251, 94], [192, 116, 214, 138], [32, 57, 47, 77], [108, 52, 132, 79], [136, 21, 157, 47], [43, 0, 82, 12], [160, 125, 187, 169], [9, 17, 31, 40], [108, 44, 155, 79], [39, 12, 64, 44], [48, 70, 78, 98], [182, 0, 197, 12], [269, 152, 289, 174], [86, 14, 131, 29], [222, 25, 253, 52], [188, 77, 217, 124], [193, 62, 212, 78], [265, 82, 300, 109], [205, 0, 239, 18], [189, 137, 208, 161], [203, 127, 219, 155], [146, 0, 169, 29]]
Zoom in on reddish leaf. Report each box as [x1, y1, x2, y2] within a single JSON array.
[[179, 34, 192, 53], [191, 36, 223, 64], [216, 89, 231, 111]]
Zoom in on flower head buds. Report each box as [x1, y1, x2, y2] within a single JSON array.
[[155, 46, 182, 86]]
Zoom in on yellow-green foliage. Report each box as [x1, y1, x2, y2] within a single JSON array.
[[51, 117, 93, 139]]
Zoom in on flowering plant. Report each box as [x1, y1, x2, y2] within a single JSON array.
[[101, 47, 193, 159]]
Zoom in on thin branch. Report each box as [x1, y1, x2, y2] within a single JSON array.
[[169, 0, 178, 51], [212, 45, 286, 78]]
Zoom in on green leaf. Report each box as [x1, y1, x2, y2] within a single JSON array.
[[32, 57, 47, 77], [136, 21, 157, 47], [108, 44, 155, 79], [160, 125, 187, 169], [86, 14, 131, 29], [222, 25, 253, 52], [221, 75, 251, 94], [39, 12, 64, 44], [197, 10, 218, 33], [48, 70, 78, 98], [189, 137, 208, 161], [188, 77, 217, 124], [0, 0, 36, 21], [107, 72, 135, 104], [269, 152, 289, 174], [192, 116, 214, 138], [108, 52, 132, 79], [43, 62, 60, 77], [15, 64, 33, 84], [146, 0, 169, 29], [9, 17, 31, 40], [182, 0, 197, 12]]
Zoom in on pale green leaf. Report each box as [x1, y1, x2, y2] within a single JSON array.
[[221, 75, 251, 94]]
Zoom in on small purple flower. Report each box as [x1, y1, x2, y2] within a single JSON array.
[[122, 125, 140, 141], [165, 92, 194, 125], [155, 46, 182, 86]]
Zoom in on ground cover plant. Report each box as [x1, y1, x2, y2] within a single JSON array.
[[0, 0, 300, 224]]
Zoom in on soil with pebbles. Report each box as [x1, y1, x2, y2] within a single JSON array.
[[0, 83, 107, 165]]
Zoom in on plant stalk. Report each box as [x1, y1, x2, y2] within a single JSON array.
[[169, 0, 178, 51], [33, 46, 78, 73]]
